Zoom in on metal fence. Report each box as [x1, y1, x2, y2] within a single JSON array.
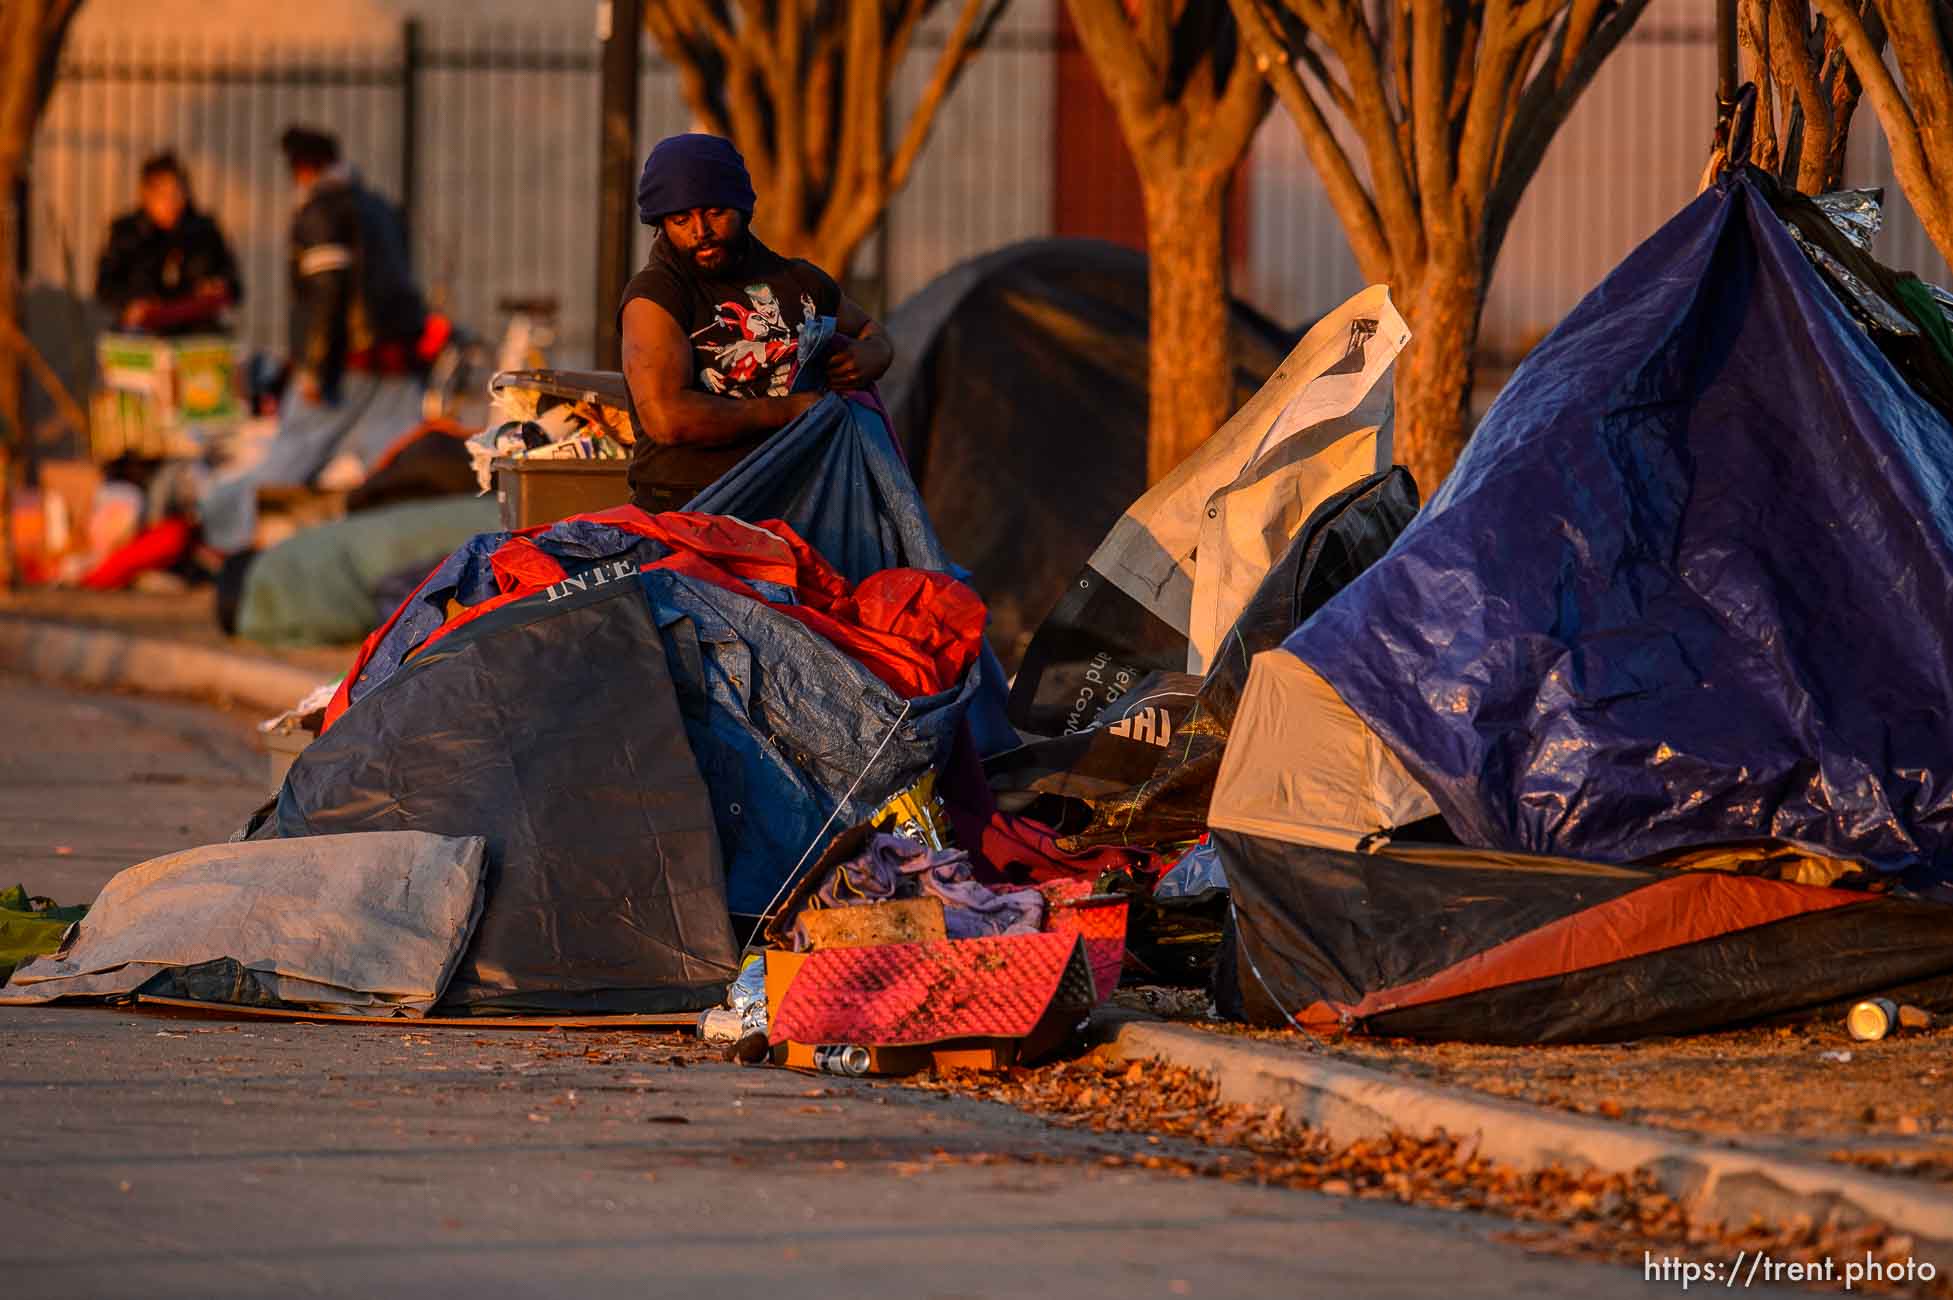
[[26, 0, 1953, 373], [26, 9, 1060, 368]]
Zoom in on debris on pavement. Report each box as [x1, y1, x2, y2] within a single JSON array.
[[915, 1055, 1950, 1296]]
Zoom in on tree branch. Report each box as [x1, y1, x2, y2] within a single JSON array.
[[1409, 0, 1455, 244], [1484, 0, 1651, 267], [1811, 0, 1927, 191], [1230, 0, 1391, 275], [1300, 0, 1427, 266], [887, 0, 1003, 191], [1065, 0, 1172, 157]]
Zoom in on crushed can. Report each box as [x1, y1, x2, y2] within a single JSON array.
[[697, 1007, 744, 1043], [812, 1044, 873, 1076], [1848, 998, 1900, 1041]]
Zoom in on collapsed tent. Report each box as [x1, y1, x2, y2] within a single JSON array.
[[235, 494, 500, 646], [299, 506, 986, 982], [280, 573, 742, 1012], [1007, 285, 1409, 737], [1217, 833, 1953, 1045], [1214, 174, 1953, 883], [0, 833, 485, 1015], [881, 238, 1295, 666]]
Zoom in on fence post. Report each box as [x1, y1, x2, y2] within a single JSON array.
[[399, 18, 423, 245], [594, 0, 641, 371]]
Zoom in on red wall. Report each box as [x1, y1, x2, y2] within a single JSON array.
[[1052, 8, 1252, 267]]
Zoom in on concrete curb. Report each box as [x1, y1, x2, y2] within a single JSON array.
[[0, 616, 327, 716], [1097, 1017, 1953, 1256]]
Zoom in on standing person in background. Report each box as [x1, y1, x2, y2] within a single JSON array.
[[198, 126, 428, 555], [95, 152, 241, 335]]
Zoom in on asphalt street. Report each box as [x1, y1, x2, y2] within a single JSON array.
[[0, 676, 1800, 1298]]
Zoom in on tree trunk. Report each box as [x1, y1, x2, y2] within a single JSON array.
[[750, 182, 819, 263], [1392, 262, 1483, 497], [1141, 170, 1232, 484]]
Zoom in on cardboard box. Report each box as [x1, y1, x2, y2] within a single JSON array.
[[800, 897, 947, 950], [91, 333, 237, 460]]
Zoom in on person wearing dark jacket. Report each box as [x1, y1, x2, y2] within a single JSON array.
[[95, 152, 241, 335], [199, 126, 428, 554]]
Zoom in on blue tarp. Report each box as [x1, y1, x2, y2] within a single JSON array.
[[322, 389, 1003, 916], [641, 569, 978, 916], [684, 392, 1016, 754], [1289, 176, 1953, 881], [345, 392, 1015, 751]]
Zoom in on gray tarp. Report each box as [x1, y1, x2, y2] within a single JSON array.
[[0, 832, 486, 1015]]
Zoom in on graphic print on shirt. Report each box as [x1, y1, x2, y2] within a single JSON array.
[[693, 284, 822, 398]]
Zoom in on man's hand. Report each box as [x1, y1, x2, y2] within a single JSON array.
[[829, 295, 895, 391], [295, 369, 324, 405], [825, 333, 893, 391], [120, 298, 158, 328]]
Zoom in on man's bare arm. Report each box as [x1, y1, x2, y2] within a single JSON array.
[[621, 297, 817, 446], [826, 295, 895, 390]]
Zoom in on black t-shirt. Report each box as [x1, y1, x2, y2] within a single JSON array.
[[618, 232, 842, 509]]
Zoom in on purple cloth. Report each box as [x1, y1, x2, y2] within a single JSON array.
[[794, 832, 1045, 948], [637, 134, 757, 225]]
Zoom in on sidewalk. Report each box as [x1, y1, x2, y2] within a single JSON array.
[[1091, 1012, 1953, 1260], [0, 587, 350, 715]]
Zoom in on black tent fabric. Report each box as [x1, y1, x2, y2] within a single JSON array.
[[881, 239, 1294, 667], [1217, 831, 1953, 1044], [273, 577, 739, 1013], [1058, 467, 1419, 850]]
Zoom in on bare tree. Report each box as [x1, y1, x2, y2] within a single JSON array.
[[1813, 0, 1953, 266], [0, 0, 79, 448], [1740, 0, 1883, 193], [642, 0, 1009, 277], [1227, 0, 1650, 491], [1064, 0, 1269, 483]]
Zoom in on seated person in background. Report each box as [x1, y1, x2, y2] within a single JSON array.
[[94, 151, 241, 335], [618, 133, 894, 512]]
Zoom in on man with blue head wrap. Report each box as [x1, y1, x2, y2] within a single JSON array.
[[617, 133, 895, 510]]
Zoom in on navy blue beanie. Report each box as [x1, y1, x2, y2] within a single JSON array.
[[636, 134, 757, 225]]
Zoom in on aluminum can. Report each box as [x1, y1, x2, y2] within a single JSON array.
[[1848, 998, 1900, 1041], [697, 1007, 743, 1043], [812, 1044, 873, 1076]]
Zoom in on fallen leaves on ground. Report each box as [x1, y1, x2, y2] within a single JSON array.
[[914, 1056, 1946, 1296]]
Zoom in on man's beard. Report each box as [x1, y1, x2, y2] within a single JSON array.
[[688, 230, 747, 271]]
